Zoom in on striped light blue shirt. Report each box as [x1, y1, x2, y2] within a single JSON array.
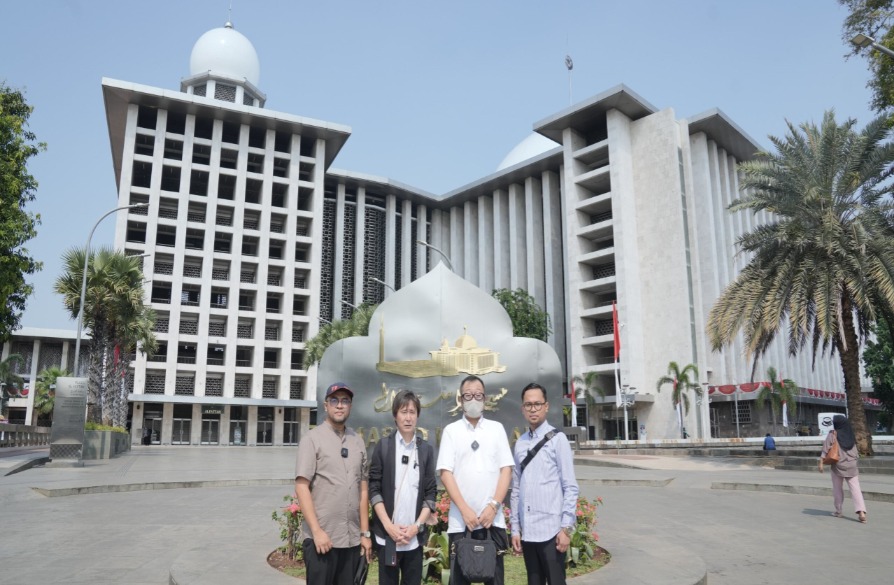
[[509, 422, 579, 542]]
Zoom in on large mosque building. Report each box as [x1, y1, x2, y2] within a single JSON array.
[[3, 21, 872, 444]]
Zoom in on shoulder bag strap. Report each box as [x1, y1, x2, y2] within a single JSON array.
[[519, 430, 560, 475]]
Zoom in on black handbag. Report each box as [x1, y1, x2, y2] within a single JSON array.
[[354, 555, 369, 585], [451, 529, 496, 582]]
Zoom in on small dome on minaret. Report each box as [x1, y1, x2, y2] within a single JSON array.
[[189, 21, 261, 86]]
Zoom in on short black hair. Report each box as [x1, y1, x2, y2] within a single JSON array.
[[459, 375, 485, 393], [392, 389, 421, 418], [521, 382, 547, 402]]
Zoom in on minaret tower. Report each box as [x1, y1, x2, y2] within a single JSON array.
[[180, 20, 266, 107]]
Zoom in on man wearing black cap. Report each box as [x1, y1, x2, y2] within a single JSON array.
[[295, 382, 373, 585]]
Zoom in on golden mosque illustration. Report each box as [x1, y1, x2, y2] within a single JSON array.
[[376, 321, 508, 378]]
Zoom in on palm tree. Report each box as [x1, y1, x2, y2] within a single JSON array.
[[707, 111, 894, 456], [755, 366, 799, 435], [55, 247, 156, 426], [656, 361, 700, 438], [0, 354, 26, 418], [571, 371, 606, 430], [32, 365, 71, 425], [303, 304, 378, 369]]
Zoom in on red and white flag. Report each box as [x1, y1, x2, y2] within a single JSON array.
[[570, 378, 578, 427], [613, 302, 621, 406]]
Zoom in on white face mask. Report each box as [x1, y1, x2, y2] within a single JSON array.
[[463, 399, 484, 419]]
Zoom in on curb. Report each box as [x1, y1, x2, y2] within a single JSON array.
[[711, 482, 894, 504], [32, 478, 293, 497]]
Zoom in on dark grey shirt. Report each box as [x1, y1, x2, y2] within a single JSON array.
[[295, 421, 368, 547]]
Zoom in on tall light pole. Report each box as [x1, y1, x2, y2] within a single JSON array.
[[701, 381, 711, 440], [734, 385, 741, 439], [416, 240, 453, 271], [620, 385, 635, 441], [851, 33, 894, 59], [368, 277, 395, 292], [73, 203, 149, 375]]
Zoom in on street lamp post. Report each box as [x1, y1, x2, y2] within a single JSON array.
[[620, 385, 636, 441], [734, 385, 741, 439], [73, 203, 149, 375], [416, 240, 453, 271], [701, 382, 711, 440], [851, 33, 894, 59], [368, 277, 395, 292]]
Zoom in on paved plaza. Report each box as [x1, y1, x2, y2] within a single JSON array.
[[0, 445, 891, 584]]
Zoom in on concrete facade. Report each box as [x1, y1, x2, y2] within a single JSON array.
[[4, 23, 874, 445]]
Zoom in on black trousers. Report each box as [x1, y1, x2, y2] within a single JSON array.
[[302, 539, 360, 585], [449, 527, 509, 585], [377, 542, 423, 585], [521, 536, 566, 585]]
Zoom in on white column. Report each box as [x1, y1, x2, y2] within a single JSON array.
[[463, 200, 478, 284], [401, 200, 413, 288], [508, 183, 526, 289], [525, 176, 545, 305], [492, 189, 510, 290], [354, 187, 367, 301], [478, 195, 495, 294]]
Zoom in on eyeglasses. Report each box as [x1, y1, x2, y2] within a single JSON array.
[[327, 397, 353, 407], [461, 393, 485, 401], [523, 402, 546, 412]]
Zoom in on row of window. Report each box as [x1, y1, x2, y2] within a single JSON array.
[[140, 372, 303, 400], [131, 199, 310, 236], [135, 105, 316, 157], [146, 343, 305, 371], [127, 222, 311, 262], [130, 162, 315, 210], [149, 283, 308, 315], [153, 314, 305, 342]]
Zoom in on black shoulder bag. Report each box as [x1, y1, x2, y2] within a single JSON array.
[[519, 430, 560, 475], [451, 529, 497, 582]]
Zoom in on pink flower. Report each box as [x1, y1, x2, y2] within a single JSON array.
[[288, 503, 301, 515]]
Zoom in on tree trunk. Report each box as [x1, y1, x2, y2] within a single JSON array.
[[837, 295, 874, 456]]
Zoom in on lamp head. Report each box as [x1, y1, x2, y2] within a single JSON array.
[[852, 33, 874, 48]]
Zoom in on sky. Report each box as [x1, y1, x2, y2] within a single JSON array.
[[2, 0, 878, 331]]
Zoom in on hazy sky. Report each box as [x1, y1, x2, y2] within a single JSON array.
[[2, 0, 877, 331]]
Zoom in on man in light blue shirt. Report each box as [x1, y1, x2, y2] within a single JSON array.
[[510, 382, 579, 585]]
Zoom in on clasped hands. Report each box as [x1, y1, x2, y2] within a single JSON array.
[[386, 521, 420, 545], [461, 502, 498, 531]]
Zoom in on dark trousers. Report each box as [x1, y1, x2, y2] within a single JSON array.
[[378, 542, 423, 585], [302, 539, 359, 585], [449, 527, 508, 585], [521, 536, 566, 585]]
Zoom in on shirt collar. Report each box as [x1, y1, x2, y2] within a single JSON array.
[[528, 422, 554, 439], [462, 415, 486, 431], [397, 432, 415, 448]]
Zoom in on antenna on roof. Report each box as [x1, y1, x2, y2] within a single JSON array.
[[226, 1, 233, 28], [565, 54, 573, 105]]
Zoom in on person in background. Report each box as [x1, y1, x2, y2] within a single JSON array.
[[436, 375, 514, 585], [819, 415, 867, 523], [294, 382, 373, 585], [510, 382, 579, 585], [369, 390, 437, 585], [763, 433, 776, 451]]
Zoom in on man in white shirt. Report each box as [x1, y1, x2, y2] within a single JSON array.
[[436, 375, 514, 585]]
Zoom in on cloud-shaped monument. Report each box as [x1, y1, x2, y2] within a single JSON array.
[[317, 264, 563, 446]]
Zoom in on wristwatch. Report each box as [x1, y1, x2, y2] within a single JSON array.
[[488, 498, 500, 510], [360, 530, 371, 538], [416, 522, 425, 533], [562, 526, 574, 537]]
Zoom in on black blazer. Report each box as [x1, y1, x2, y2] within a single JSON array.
[[368, 432, 437, 545]]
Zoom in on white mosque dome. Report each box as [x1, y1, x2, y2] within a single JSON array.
[[496, 133, 559, 171], [189, 23, 260, 87]]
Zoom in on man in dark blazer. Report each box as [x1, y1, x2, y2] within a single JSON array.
[[369, 390, 438, 585]]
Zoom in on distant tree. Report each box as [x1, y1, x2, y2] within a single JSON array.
[[33, 365, 71, 425], [492, 288, 551, 341], [0, 83, 44, 342], [863, 316, 894, 430], [303, 304, 378, 369], [656, 361, 700, 438], [755, 366, 800, 435], [0, 353, 26, 418], [840, 0, 894, 111], [572, 371, 607, 410], [55, 247, 156, 426]]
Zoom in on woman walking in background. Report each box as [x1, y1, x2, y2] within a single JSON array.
[[819, 415, 867, 523]]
